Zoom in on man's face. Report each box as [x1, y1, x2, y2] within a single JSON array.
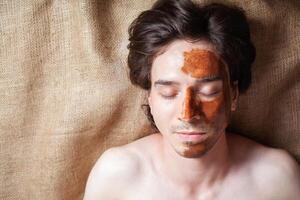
[[149, 40, 235, 158]]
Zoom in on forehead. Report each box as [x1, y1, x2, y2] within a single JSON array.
[[151, 40, 223, 81]]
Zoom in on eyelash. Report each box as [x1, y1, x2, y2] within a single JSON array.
[[160, 91, 220, 100], [200, 91, 220, 96], [160, 94, 177, 99]]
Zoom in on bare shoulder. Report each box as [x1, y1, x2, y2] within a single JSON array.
[[83, 146, 143, 200], [83, 134, 160, 200], [227, 133, 300, 199], [252, 145, 300, 199]]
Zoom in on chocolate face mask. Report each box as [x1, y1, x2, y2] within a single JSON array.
[[181, 49, 231, 124]]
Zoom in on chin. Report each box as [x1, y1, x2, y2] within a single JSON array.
[[174, 143, 210, 158], [172, 133, 223, 158]]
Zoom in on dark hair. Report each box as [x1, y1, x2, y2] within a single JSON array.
[[127, 0, 256, 129]]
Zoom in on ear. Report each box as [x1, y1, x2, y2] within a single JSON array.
[[231, 81, 239, 111]]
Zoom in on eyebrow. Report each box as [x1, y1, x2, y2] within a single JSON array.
[[154, 80, 179, 87], [195, 75, 222, 83], [154, 75, 222, 87]]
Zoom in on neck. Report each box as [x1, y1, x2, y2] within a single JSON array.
[[159, 132, 230, 190]]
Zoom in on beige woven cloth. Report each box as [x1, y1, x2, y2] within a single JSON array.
[[0, 0, 299, 199]]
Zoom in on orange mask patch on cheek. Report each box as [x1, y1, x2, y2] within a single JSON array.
[[181, 49, 225, 122], [201, 95, 224, 122]]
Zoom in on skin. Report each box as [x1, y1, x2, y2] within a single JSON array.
[[84, 40, 300, 200], [181, 49, 230, 123], [148, 40, 232, 159], [177, 49, 228, 157]]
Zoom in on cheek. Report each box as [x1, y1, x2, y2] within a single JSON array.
[[200, 95, 224, 123], [149, 94, 177, 129]]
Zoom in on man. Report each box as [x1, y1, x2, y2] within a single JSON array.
[[84, 0, 300, 199]]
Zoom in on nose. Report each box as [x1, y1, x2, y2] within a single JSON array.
[[180, 87, 198, 121]]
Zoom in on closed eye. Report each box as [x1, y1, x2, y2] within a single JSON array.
[[156, 86, 179, 99], [199, 91, 221, 96], [160, 93, 178, 99]]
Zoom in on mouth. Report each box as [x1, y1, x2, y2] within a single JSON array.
[[175, 131, 206, 135], [174, 131, 207, 142]]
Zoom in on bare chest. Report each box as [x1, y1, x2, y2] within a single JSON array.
[[123, 169, 267, 200]]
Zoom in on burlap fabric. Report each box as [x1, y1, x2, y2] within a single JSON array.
[[0, 0, 299, 199]]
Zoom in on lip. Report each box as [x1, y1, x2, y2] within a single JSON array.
[[175, 131, 207, 141], [175, 131, 206, 135]]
